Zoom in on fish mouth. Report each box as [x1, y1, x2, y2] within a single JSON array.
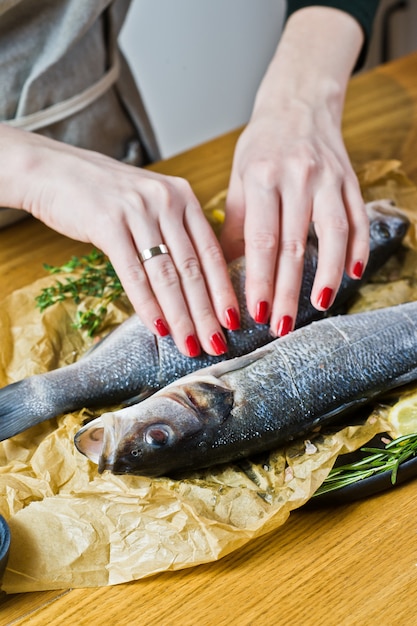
[[74, 413, 122, 472], [74, 417, 107, 466]]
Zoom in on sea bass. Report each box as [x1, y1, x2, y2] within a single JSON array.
[[75, 301, 417, 477], [0, 200, 409, 441]]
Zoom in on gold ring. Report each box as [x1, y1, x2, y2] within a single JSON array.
[[139, 244, 169, 263]]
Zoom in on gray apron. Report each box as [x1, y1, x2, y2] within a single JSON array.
[[0, 0, 160, 164]]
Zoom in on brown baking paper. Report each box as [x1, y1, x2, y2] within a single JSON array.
[[1, 160, 417, 593]]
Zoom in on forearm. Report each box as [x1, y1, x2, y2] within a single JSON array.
[[286, 0, 380, 70], [252, 7, 364, 124]]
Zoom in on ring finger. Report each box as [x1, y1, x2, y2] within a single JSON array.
[[135, 231, 205, 357]]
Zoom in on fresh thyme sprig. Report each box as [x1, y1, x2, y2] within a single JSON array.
[[35, 250, 124, 336], [314, 432, 417, 496]]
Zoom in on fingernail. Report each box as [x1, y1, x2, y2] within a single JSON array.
[[352, 260, 364, 279], [210, 332, 228, 355], [255, 301, 269, 325], [185, 334, 201, 358], [317, 287, 334, 310], [277, 315, 293, 337], [225, 307, 240, 331], [154, 318, 169, 337]]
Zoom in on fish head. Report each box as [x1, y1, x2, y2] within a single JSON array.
[[74, 378, 234, 477], [367, 199, 410, 264]]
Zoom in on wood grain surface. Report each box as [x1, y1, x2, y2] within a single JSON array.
[[1, 51, 417, 625]]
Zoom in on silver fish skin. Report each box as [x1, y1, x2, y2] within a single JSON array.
[[75, 301, 417, 478], [0, 200, 409, 441]]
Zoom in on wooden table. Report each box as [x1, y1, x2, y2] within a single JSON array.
[[1, 51, 417, 626]]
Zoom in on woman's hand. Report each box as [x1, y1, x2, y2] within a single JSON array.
[[0, 125, 240, 357], [220, 6, 369, 336]]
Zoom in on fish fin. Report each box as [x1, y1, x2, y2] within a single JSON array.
[[176, 381, 234, 425], [313, 368, 417, 428], [390, 368, 417, 389], [0, 380, 48, 440], [206, 349, 269, 378], [121, 389, 157, 406]]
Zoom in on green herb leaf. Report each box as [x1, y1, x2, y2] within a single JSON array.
[[314, 432, 417, 496], [35, 250, 124, 336]]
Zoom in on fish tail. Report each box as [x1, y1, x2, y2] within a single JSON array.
[[0, 380, 52, 441]]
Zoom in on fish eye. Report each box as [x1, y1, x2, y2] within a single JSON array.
[[144, 424, 174, 447], [371, 221, 391, 240]]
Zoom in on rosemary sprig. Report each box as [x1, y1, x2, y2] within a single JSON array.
[[35, 250, 124, 336], [314, 432, 417, 496]]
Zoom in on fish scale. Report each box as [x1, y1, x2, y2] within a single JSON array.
[[210, 305, 417, 452], [0, 200, 410, 441], [81, 302, 417, 477], [155, 257, 272, 387]]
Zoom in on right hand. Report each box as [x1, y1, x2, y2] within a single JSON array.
[[0, 125, 240, 358]]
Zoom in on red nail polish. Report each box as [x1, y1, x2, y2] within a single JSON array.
[[185, 334, 201, 357], [255, 301, 269, 324], [210, 332, 228, 355], [225, 307, 240, 330], [277, 315, 293, 337], [317, 287, 334, 310], [154, 318, 169, 337], [352, 260, 364, 279]]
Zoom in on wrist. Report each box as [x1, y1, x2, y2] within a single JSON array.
[[0, 124, 40, 212]]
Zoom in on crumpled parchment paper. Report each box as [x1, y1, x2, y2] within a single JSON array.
[[1, 160, 417, 593]]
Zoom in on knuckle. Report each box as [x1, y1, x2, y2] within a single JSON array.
[[143, 176, 197, 217], [144, 179, 172, 207], [203, 243, 225, 265], [171, 175, 194, 196], [124, 263, 148, 289], [280, 285, 301, 305], [315, 212, 349, 239], [244, 160, 280, 189], [248, 230, 277, 251], [327, 214, 349, 235], [122, 263, 158, 312], [290, 149, 317, 169], [281, 238, 306, 260], [155, 259, 179, 287], [178, 256, 202, 282], [110, 187, 147, 216], [286, 147, 319, 182], [195, 303, 215, 326], [246, 270, 274, 292], [260, 276, 275, 292]]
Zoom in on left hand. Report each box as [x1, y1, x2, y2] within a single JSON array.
[[219, 6, 370, 337]]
